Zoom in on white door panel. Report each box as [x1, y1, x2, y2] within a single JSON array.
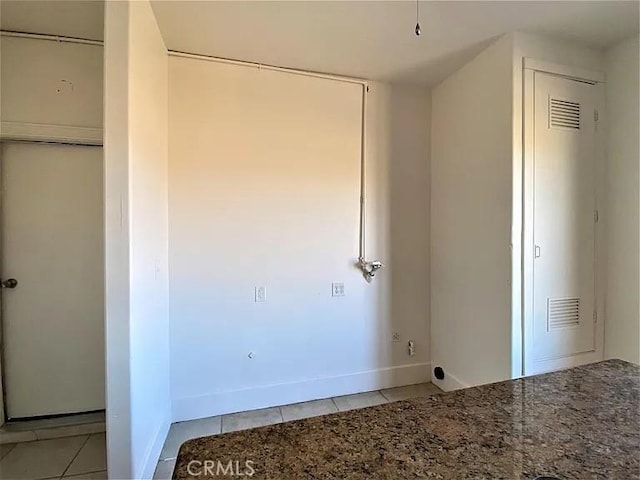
[[1, 142, 105, 418], [531, 72, 597, 365]]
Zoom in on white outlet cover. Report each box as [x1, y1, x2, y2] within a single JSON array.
[[332, 282, 345, 297], [255, 286, 266, 302], [392, 331, 401, 342]]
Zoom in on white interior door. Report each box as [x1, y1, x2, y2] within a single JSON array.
[[1, 142, 105, 419], [529, 72, 599, 373]]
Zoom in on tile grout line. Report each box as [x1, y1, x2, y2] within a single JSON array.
[[160, 385, 432, 466], [59, 434, 91, 478], [62, 468, 107, 479], [154, 458, 177, 480], [153, 458, 173, 480], [0, 443, 17, 462], [378, 389, 391, 402], [220, 414, 229, 433]]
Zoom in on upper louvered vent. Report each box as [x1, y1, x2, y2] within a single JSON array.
[[547, 298, 580, 330], [550, 98, 580, 129]]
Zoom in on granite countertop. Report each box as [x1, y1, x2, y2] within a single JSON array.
[[174, 359, 639, 479]]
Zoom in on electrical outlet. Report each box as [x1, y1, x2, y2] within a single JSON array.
[[392, 331, 401, 342], [332, 282, 345, 297], [408, 340, 415, 356], [255, 286, 266, 302]]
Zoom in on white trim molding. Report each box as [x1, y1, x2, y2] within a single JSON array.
[[430, 367, 469, 392], [139, 414, 171, 480], [521, 64, 606, 377], [172, 362, 431, 422], [524, 58, 605, 84], [0, 30, 103, 46], [168, 50, 367, 87], [0, 121, 103, 146]]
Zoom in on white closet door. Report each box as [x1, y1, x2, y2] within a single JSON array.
[[531, 72, 598, 369], [1, 142, 105, 418]]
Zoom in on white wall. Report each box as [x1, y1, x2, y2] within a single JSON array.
[[511, 32, 606, 377], [431, 32, 607, 389], [168, 55, 431, 421], [128, 1, 171, 477], [430, 35, 514, 390], [0, 35, 103, 426], [388, 86, 432, 369], [104, 4, 132, 477], [604, 35, 640, 365], [104, 0, 171, 478], [432, 31, 627, 386], [0, 35, 102, 143]]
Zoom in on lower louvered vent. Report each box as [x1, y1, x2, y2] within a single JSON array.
[[547, 298, 580, 330]]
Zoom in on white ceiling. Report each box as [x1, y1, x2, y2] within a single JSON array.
[[1, 1, 638, 86], [151, 1, 639, 85], [1, 1, 104, 41]]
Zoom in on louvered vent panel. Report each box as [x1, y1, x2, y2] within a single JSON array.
[[547, 298, 580, 330], [549, 98, 580, 129]]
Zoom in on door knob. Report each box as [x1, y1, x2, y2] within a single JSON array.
[[1, 278, 18, 288]]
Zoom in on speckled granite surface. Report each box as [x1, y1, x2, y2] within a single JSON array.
[[174, 360, 639, 479]]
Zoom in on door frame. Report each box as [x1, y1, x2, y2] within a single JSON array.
[[0, 138, 103, 426], [522, 59, 606, 376], [0, 144, 5, 427]]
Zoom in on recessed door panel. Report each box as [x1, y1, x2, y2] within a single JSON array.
[[1, 142, 105, 418], [531, 72, 597, 364]]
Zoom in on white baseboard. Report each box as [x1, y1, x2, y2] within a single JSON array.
[[524, 350, 603, 376], [431, 367, 469, 392], [138, 412, 171, 480], [172, 362, 431, 422]]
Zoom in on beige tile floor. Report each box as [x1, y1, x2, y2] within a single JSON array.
[[0, 383, 440, 480], [153, 382, 442, 480], [0, 432, 107, 480], [0, 412, 106, 445]]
